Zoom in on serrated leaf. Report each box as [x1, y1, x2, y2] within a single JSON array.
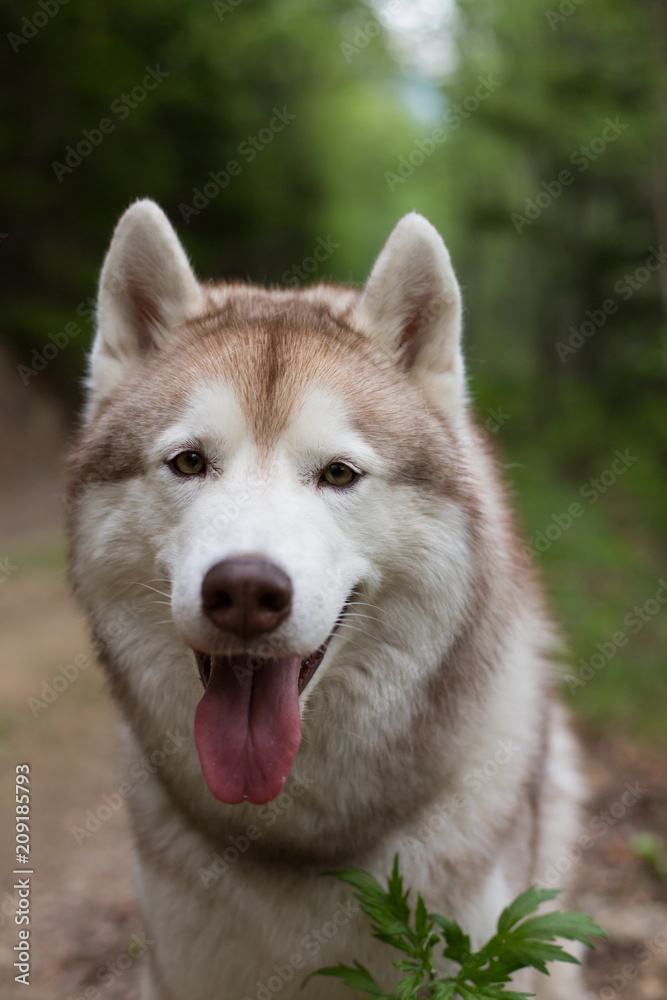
[[415, 894, 430, 939], [496, 888, 561, 933], [384, 856, 412, 925], [454, 985, 515, 1000], [394, 968, 425, 998], [392, 959, 422, 972], [373, 930, 415, 956], [301, 960, 386, 996], [471, 937, 583, 982], [326, 867, 387, 904], [312, 863, 604, 1000], [478, 992, 534, 1000], [511, 911, 607, 948], [431, 913, 472, 964], [429, 983, 457, 1000], [457, 987, 534, 1000]]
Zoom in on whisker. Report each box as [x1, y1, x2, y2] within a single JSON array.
[[345, 611, 385, 626], [348, 599, 386, 616], [134, 582, 172, 598], [335, 622, 378, 642]]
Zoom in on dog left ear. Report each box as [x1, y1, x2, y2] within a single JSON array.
[[354, 213, 465, 408], [87, 199, 203, 407]]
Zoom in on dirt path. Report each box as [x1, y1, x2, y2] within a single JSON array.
[[1, 562, 666, 999]]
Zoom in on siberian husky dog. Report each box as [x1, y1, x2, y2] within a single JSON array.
[[68, 200, 585, 999]]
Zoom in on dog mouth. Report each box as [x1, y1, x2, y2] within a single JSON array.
[[194, 625, 340, 697], [192, 600, 351, 806], [194, 603, 347, 695]]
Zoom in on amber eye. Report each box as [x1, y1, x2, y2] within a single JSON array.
[[320, 462, 357, 487], [170, 451, 206, 476]]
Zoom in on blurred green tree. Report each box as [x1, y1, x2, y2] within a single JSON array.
[[0, 0, 415, 399]]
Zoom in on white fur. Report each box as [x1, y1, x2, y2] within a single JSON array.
[[70, 204, 586, 1000], [354, 212, 465, 414], [88, 199, 203, 408]]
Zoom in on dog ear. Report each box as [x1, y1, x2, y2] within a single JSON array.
[[354, 213, 464, 408], [87, 199, 203, 403]]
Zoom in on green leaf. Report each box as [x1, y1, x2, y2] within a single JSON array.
[[431, 913, 472, 965], [415, 894, 430, 939], [496, 888, 561, 933], [511, 911, 607, 948], [456, 987, 534, 1000], [393, 968, 425, 998], [301, 960, 386, 996], [326, 867, 387, 900], [429, 984, 457, 1000], [307, 862, 605, 1000]]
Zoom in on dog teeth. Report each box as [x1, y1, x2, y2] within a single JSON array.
[[196, 653, 212, 688]]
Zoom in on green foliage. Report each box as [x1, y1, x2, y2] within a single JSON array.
[[304, 857, 605, 998], [1, 0, 665, 743], [0, 0, 415, 397], [437, 0, 667, 746]]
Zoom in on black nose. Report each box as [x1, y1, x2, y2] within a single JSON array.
[[201, 557, 293, 639]]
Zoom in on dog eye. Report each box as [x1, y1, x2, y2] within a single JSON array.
[[320, 462, 357, 487], [170, 451, 206, 476]]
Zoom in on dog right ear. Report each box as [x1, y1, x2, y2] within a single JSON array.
[[87, 200, 203, 406], [354, 213, 465, 415]]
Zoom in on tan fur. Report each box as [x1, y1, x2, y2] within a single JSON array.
[[68, 202, 586, 999]]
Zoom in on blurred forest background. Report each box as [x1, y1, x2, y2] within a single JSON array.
[[1, 1, 667, 995], [0, 0, 665, 743]]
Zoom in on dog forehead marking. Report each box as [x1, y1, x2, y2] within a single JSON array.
[[161, 379, 248, 454], [174, 310, 394, 452], [169, 375, 380, 473], [273, 385, 380, 468]]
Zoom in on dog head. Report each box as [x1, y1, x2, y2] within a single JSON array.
[[69, 200, 480, 807]]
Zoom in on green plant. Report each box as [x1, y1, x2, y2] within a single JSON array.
[[303, 856, 605, 998]]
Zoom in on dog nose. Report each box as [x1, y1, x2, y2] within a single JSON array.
[[201, 557, 293, 639]]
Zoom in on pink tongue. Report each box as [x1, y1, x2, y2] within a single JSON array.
[[194, 655, 303, 804]]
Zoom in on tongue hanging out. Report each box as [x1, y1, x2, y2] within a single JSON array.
[[194, 654, 303, 804]]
